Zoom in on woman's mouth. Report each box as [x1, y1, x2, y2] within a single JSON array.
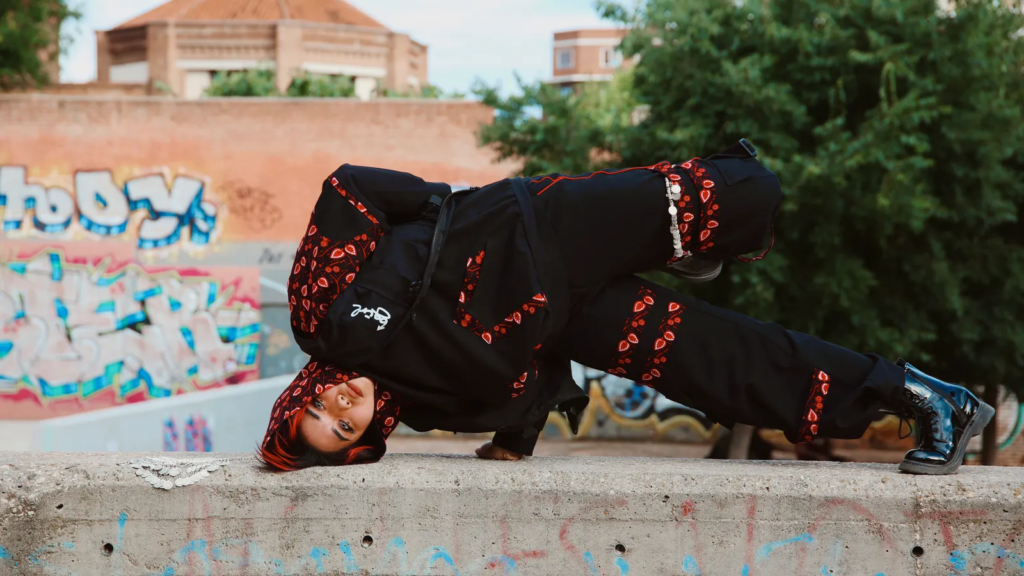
[[345, 381, 364, 398]]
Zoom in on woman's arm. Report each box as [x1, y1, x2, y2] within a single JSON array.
[[332, 164, 452, 226], [476, 416, 548, 460]]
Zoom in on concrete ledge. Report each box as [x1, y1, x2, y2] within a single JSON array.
[[1, 453, 1023, 576]]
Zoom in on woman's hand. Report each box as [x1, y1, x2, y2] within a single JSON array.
[[475, 441, 525, 461]]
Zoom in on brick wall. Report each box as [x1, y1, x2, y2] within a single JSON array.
[[0, 95, 516, 243]]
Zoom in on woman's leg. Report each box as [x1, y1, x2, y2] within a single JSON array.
[[562, 275, 903, 443], [532, 151, 782, 297]]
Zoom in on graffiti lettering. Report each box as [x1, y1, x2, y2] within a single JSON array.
[[0, 166, 219, 249], [257, 248, 286, 265], [0, 249, 260, 411]]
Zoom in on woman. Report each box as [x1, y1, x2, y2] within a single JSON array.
[[259, 140, 993, 475]]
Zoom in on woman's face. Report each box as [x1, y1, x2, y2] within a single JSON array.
[[299, 377, 376, 453]]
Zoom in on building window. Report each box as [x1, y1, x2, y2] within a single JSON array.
[[602, 48, 623, 69], [556, 48, 575, 70]]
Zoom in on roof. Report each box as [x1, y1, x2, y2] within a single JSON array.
[[115, 0, 388, 30], [553, 28, 628, 40]]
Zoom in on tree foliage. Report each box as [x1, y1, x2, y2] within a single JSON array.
[[480, 0, 1024, 395], [204, 69, 355, 98], [286, 72, 355, 98], [205, 69, 279, 97], [380, 83, 466, 99], [474, 72, 638, 176], [0, 0, 80, 90]]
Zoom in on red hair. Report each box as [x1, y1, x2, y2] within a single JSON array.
[[256, 403, 380, 471]]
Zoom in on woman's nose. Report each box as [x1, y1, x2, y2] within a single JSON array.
[[336, 393, 351, 409]]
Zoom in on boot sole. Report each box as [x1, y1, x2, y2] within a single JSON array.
[[898, 401, 995, 475], [673, 263, 723, 284]]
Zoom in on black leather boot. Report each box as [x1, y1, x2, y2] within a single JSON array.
[[893, 360, 994, 475]]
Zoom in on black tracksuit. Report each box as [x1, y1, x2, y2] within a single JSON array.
[[293, 151, 904, 457]]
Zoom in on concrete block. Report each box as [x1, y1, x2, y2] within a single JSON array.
[[0, 453, 1022, 575]]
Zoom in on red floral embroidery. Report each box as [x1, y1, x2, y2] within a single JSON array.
[[509, 359, 539, 399], [375, 389, 402, 437], [639, 302, 685, 382], [607, 288, 656, 376], [678, 159, 720, 252], [455, 250, 547, 344], [288, 177, 384, 338], [797, 370, 830, 443], [330, 176, 382, 228]]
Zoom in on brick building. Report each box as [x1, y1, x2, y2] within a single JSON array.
[[548, 28, 632, 91], [95, 0, 428, 100]]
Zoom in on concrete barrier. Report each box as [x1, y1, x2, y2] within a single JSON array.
[[1, 453, 1022, 576]]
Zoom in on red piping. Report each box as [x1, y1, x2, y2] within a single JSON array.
[[531, 165, 664, 196]]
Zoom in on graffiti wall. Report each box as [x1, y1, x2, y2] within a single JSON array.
[[553, 365, 716, 442], [0, 166, 221, 249], [0, 243, 261, 419]]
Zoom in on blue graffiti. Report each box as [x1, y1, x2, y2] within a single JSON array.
[[309, 546, 329, 573], [337, 541, 360, 572], [949, 542, 1024, 574], [117, 512, 127, 546], [184, 415, 213, 452], [756, 532, 815, 561], [0, 545, 16, 567], [0, 167, 220, 248], [682, 554, 702, 575], [175, 539, 212, 575], [28, 542, 76, 574], [0, 515, 927, 576], [581, 550, 629, 576], [138, 534, 521, 576], [684, 532, 819, 576]]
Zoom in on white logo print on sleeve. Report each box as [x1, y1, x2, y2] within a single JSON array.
[[351, 304, 391, 331]]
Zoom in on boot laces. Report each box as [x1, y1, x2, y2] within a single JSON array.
[[896, 398, 941, 440], [897, 416, 912, 440]]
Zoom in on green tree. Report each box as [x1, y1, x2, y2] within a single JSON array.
[[381, 83, 466, 99], [0, 0, 80, 90], [604, 0, 1024, 395], [205, 68, 279, 97], [480, 0, 1024, 459], [286, 72, 355, 98], [474, 72, 638, 176]]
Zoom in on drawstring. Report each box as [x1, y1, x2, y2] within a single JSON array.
[[735, 225, 775, 263]]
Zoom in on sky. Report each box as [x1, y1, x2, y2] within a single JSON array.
[[60, 0, 614, 94]]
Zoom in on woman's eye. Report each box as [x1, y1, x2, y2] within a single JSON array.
[[340, 421, 353, 433], [314, 400, 324, 409]]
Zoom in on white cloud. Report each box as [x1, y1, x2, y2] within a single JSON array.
[[60, 0, 616, 92]]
